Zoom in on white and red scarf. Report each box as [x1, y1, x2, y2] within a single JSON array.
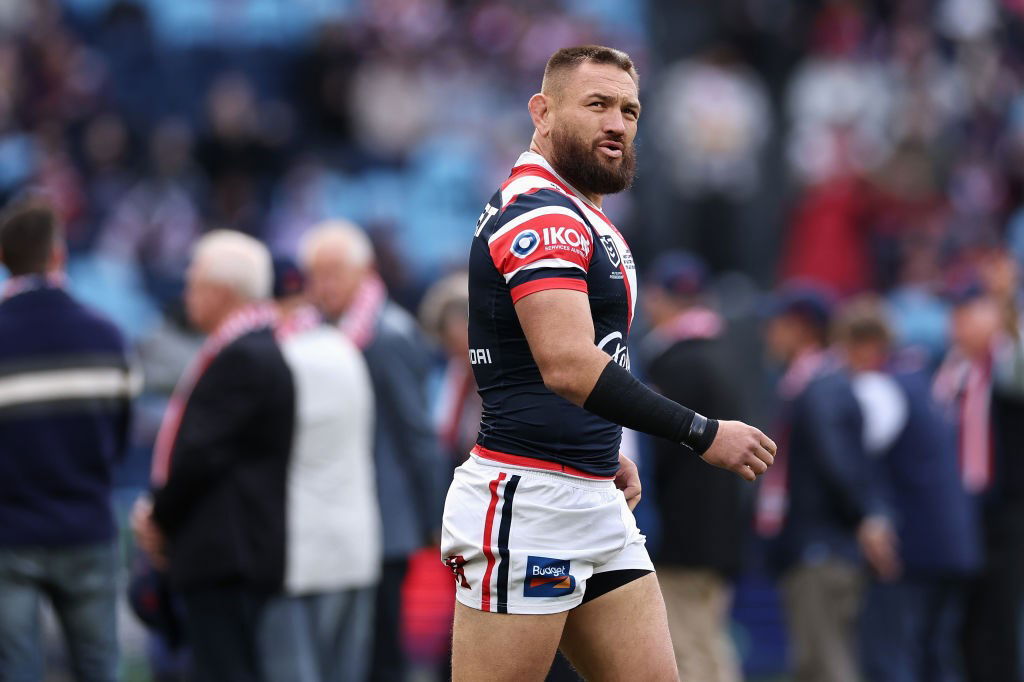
[[652, 307, 723, 345], [150, 303, 279, 487], [338, 274, 386, 350], [437, 359, 481, 459], [933, 348, 995, 494], [275, 303, 322, 342]]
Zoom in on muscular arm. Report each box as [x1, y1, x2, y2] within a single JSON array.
[[514, 288, 608, 405], [515, 289, 775, 480]]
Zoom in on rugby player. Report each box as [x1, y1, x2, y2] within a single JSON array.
[[442, 45, 776, 681]]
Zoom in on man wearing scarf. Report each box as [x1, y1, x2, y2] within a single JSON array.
[[133, 230, 294, 682], [932, 253, 1024, 682], [637, 252, 747, 682], [302, 220, 441, 682]]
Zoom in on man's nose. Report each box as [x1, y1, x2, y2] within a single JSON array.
[[603, 109, 626, 136]]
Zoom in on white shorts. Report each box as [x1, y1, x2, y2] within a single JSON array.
[[440, 454, 653, 615]]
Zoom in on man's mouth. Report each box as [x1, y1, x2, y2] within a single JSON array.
[[597, 140, 623, 159]]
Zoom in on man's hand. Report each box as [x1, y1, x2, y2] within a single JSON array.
[[131, 497, 168, 570], [701, 420, 776, 482], [858, 515, 901, 582], [614, 453, 642, 510]]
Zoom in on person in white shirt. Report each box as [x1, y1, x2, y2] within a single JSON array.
[[261, 256, 381, 682]]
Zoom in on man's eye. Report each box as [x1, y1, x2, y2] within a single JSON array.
[[589, 102, 604, 108]]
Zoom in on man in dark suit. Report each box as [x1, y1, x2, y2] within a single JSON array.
[[932, 255, 1024, 682], [302, 220, 441, 682], [834, 297, 981, 682], [0, 200, 137, 682], [639, 252, 747, 682], [759, 287, 898, 682], [133, 230, 293, 682]]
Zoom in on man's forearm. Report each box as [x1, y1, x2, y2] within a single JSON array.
[[582, 360, 719, 453]]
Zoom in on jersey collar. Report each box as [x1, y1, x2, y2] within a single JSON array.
[[514, 151, 604, 213]]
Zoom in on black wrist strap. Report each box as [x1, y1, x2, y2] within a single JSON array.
[[582, 361, 719, 454]]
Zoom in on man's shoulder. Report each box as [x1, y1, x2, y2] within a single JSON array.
[[211, 327, 286, 376], [0, 289, 125, 351], [495, 186, 586, 226], [375, 301, 421, 341]]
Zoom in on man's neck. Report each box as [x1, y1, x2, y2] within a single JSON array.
[[209, 300, 250, 335], [527, 139, 603, 208]]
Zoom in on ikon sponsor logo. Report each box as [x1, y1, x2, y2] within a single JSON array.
[[510, 230, 540, 258], [509, 226, 591, 260], [541, 227, 590, 257], [524, 556, 576, 597]]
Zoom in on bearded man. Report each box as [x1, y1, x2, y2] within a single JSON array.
[[441, 45, 776, 681]]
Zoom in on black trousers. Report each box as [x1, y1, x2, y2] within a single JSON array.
[[180, 584, 268, 682], [963, 505, 1024, 682], [370, 558, 410, 682]]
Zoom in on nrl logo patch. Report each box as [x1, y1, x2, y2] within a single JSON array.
[[599, 235, 621, 267]]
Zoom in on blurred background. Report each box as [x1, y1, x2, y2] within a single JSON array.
[[3, 0, 1024, 680]]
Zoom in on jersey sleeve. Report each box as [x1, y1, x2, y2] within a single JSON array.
[[487, 191, 594, 304]]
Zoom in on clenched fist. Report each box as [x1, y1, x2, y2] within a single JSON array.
[[700, 420, 776, 481]]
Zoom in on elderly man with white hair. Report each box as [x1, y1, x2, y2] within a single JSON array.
[[133, 230, 295, 682], [302, 220, 442, 682]]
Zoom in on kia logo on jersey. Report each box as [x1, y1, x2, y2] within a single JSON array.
[[524, 556, 576, 597], [510, 230, 541, 258], [599, 235, 621, 267]]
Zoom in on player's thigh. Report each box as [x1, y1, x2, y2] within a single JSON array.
[[452, 601, 568, 682], [559, 572, 678, 682]]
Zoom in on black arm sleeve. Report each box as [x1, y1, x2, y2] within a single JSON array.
[[583, 360, 719, 453]]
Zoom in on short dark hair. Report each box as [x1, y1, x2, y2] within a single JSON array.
[[542, 45, 638, 93], [832, 296, 893, 348], [0, 200, 60, 276]]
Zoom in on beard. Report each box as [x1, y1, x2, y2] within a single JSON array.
[[549, 124, 637, 197]]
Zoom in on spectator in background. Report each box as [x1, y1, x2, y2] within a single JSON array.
[[932, 252, 1024, 682], [759, 286, 898, 682], [0, 199, 137, 682], [195, 72, 278, 236], [652, 47, 771, 272], [260, 256, 381, 682], [418, 271, 479, 469], [834, 297, 981, 682], [301, 220, 441, 682], [638, 252, 747, 682], [98, 117, 204, 294], [132, 231, 292, 682]]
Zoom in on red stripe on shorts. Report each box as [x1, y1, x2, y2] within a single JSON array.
[[480, 472, 506, 612]]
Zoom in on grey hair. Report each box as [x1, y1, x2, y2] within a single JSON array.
[[299, 219, 375, 269], [192, 230, 272, 300]]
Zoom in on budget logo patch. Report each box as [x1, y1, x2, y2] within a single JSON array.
[[524, 556, 576, 597]]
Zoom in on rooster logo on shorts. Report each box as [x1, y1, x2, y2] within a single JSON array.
[[444, 555, 471, 589]]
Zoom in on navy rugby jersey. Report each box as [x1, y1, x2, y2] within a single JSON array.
[[468, 151, 638, 478]]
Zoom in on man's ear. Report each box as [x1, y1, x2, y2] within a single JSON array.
[[528, 93, 552, 138]]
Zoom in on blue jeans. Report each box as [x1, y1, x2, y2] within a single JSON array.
[[259, 587, 376, 682], [0, 542, 118, 682]]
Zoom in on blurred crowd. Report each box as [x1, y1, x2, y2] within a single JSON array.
[[5, 0, 1024, 680]]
